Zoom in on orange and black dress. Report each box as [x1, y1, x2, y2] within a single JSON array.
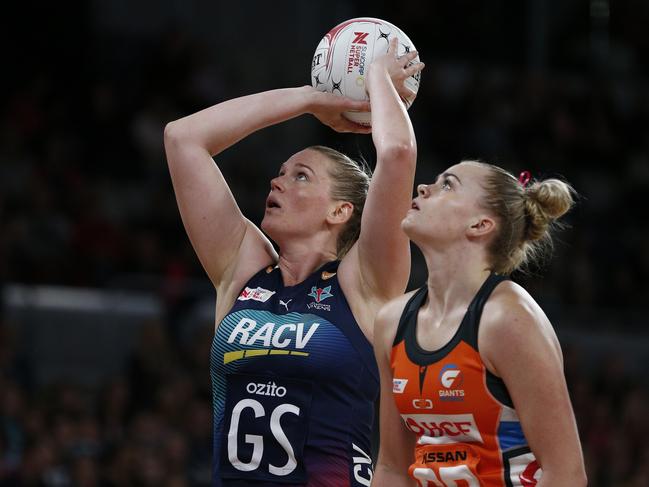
[[390, 274, 541, 486]]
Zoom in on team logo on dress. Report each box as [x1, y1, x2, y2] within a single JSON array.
[[237, 287, 276, 302], [306, 286, 333, 311], [438, 364, 465, 401], [393, 378, 408, 394], [308, 286, 333, 302]]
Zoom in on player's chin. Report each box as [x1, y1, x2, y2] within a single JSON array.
[[261, 215, 286, 240], [259, 211, 274, 232], [260, 215, 275, 235], [401, 215, 418, 238]]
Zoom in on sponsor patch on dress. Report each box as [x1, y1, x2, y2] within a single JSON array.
[[237, 287, 276, 302], [393, 378, 409, 394]]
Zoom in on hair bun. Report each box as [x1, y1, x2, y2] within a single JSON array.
[[523, 178, 574, 241]]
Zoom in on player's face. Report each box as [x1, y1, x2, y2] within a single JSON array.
[[402, 161, 491, 247], [261, 149, 336, 242]]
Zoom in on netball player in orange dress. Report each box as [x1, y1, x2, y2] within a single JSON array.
[[372, 163, 586, 486]]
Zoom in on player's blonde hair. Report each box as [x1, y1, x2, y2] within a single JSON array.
[[308, 145, 371, 258], [472, 161, 575, 274]]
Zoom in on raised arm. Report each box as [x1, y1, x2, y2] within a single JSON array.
[[343, 37, 424, 302], [372, 299, 417, 487], [164, 87, 370, 294], [480, 284, 587, 487]]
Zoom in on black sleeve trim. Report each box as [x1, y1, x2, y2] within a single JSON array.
[[393, 287, 427, 347]]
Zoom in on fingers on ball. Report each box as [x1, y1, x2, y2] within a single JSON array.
[[388, 36, 399, 53], [404, 63, 425, 76], [404, 50, 419, 61]]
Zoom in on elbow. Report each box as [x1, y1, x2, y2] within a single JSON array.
[[164, 119, 213, 156], [164, 117, 201, 151], [163, 120, 201, 169], [380, 142, 417, 169], [163, 120, 185, 148]]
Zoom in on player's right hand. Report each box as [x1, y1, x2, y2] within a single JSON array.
[[303, 86, 372, 134]]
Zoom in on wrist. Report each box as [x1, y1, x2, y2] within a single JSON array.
[[366, 64, 389, 94], [368, 63, 389, 76], [299, 85, 319, 114]]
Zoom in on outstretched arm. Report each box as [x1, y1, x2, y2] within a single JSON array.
[[164, 87, 370, 294], [343, 37, 424, 304]]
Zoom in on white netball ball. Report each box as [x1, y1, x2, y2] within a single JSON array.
[[311, 17, 421, 125]]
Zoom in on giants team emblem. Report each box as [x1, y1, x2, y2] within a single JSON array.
[[438, 364, 465, 402]]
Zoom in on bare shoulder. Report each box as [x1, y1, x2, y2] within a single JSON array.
[[374, 289, 420, 358], [479, 280, 563, 373], [215, 219, 278, 323], [337, 246, 400, 341], [377, 290, 419, 322]]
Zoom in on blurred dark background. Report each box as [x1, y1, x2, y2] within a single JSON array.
[[1, 1, 648, 486]]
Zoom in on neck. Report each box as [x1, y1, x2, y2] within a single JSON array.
[[419, 242, 492, 315], [276, 239, 338, 287]]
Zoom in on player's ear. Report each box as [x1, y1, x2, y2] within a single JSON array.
[[327, 201, 353, 225], [467, 215, 495, 238]]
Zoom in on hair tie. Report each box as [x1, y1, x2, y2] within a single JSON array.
[[518, 171, 532, 188]]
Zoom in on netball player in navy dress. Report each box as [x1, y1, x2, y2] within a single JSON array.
[[164, 37, 424, 486]]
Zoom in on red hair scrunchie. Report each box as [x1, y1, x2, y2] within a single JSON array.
[[518, 171, 532, 188]]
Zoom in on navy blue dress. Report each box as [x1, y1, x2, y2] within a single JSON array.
[[210, 260, 379, 486]]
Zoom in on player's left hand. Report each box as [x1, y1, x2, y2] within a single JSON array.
[[367, 37, 424, 108]]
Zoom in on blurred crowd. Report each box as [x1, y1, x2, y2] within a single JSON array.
[[1, 26, 648, 315], [2, 1, 649, 486], [1, 316, 214, 486], [1, 313, 648, 486]]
